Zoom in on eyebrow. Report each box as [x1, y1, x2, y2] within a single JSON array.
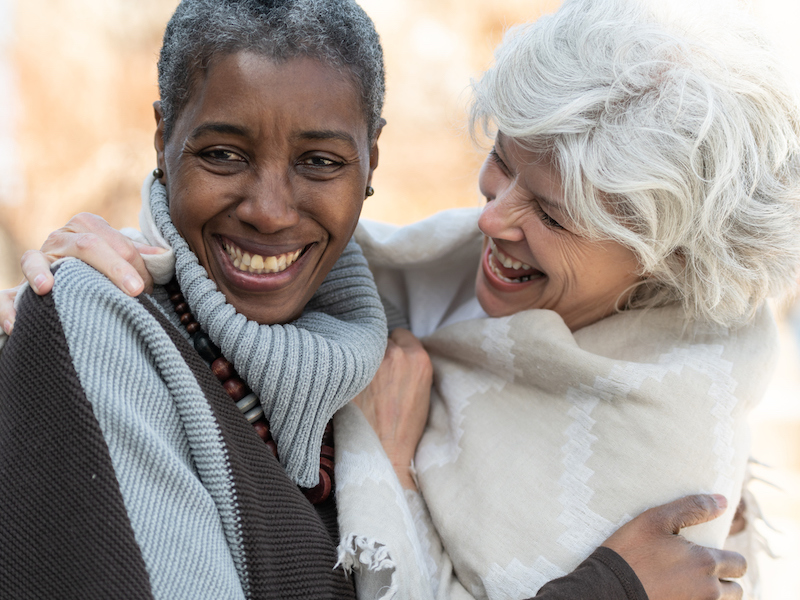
[[296, 129, 358, 150], [189, 122, 252, 140]]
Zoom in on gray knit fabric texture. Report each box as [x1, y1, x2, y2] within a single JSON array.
[[149, 181, 387, 487]]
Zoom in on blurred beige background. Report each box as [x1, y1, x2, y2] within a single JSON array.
[[0, 0, 797, 596]]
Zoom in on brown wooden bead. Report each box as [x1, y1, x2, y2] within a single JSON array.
[[302, 468, 332, 505], [174, 302, 190, 315], [186, 322, 201, 334], [223, 378, 248, 401], [211, 357, 235, 381], [253, 420, 270, 442], [265, 440, 279, 458], [169, 292, 184, 305], [319, 456, 334, 478], [179, 313, 195, 325], [320, 445, 334, 461]]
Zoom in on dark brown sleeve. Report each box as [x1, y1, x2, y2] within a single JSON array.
[[0, 287, 154, 599], [531, 547, 649, 600]]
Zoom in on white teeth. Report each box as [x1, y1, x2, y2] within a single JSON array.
[[488, 239, 541, 284], [490, 240, 534, 273], [224, 241, 305, 275]]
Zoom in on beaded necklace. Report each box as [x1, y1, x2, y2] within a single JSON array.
[[164, 279, 335, 504]]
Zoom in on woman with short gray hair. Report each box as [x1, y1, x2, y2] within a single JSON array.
[[1, 0, 391, 597]]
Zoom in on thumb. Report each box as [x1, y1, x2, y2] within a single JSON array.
[[650, 494, 728, 535]]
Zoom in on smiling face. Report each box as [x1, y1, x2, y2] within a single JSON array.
[[154, 52, 379, 324], [475, 134, 643, 331]]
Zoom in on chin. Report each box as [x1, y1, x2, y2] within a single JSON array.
[[475, 277, 515, 319]]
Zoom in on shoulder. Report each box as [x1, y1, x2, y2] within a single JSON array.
[[49, 259, 166, 347]]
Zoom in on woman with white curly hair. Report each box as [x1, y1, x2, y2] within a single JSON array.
[[3, 0, 799, 598], [334, 0, 800, 598]]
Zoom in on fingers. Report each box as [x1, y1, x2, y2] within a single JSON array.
[[388, 328, 432, 376], [132, 240, 168, 256], [718, 579, 744, 600], [36, 213, 156, 295], [20, 250, 56, 295], [711, 548, 747, 580], [649, 494, 728, 535], [0, 286, 20, 335]]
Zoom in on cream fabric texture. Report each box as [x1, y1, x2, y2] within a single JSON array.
[[335, 208, 777, 600]]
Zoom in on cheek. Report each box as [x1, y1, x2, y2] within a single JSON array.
[[168, 188, 209, 258]]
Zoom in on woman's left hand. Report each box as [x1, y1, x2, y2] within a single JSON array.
[[1, 285, 20, 335], [351, 328, 433, 490], [602, 494, 746, 600]]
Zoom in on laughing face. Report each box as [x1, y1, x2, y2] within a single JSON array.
[[155, 52, 379, 324], [475, 134, 642, 331]]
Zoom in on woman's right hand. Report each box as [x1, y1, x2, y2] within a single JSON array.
[[351, 327, 433, 490], [602, 494, 746, 600], [0, 213, 164, 333]]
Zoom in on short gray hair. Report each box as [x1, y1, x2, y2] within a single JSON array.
[[471, 0, 800, 328], [158, 0, 385, 142]]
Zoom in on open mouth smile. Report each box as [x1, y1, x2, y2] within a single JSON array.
[[487, 239, 543, 284], [223, 240, 307, 275]]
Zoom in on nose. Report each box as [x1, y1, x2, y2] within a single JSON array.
[[477, 182, 526, 244], [234, 169, 300, 233]]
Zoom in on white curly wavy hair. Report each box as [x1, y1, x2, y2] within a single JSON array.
[[471, 0, 800, 328]]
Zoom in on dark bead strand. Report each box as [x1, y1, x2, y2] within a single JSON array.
[[163, 278, 333, 504]]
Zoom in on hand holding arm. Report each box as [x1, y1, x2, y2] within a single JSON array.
[[603, 494, 745, 600], [351, 328, 433, 490], [0, 213, 164, 332], [533, 494, 745, 600]]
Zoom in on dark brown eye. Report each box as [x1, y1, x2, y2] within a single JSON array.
[[204, 149, 245, 162]]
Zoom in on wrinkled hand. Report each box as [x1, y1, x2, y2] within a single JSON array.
[[2, 213, 164, 333], [352, 328, 433, 490], [603, 494, 746, 600], [0, 285, 20, 335]]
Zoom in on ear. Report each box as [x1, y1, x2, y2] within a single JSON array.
[[153, 101, 167, 177], [366, 118, 386, 189]]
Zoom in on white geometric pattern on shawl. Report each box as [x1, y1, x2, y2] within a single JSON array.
[[143, 175, 387, 487], [335, 208, 778, 599]]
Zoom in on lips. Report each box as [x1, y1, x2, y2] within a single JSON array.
[[211, 234, 317, 295], [223, 239, 306, 275], [486, 239, 543, 284]]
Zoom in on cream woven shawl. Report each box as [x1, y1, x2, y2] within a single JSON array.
[[335, 208, 777, 600]]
